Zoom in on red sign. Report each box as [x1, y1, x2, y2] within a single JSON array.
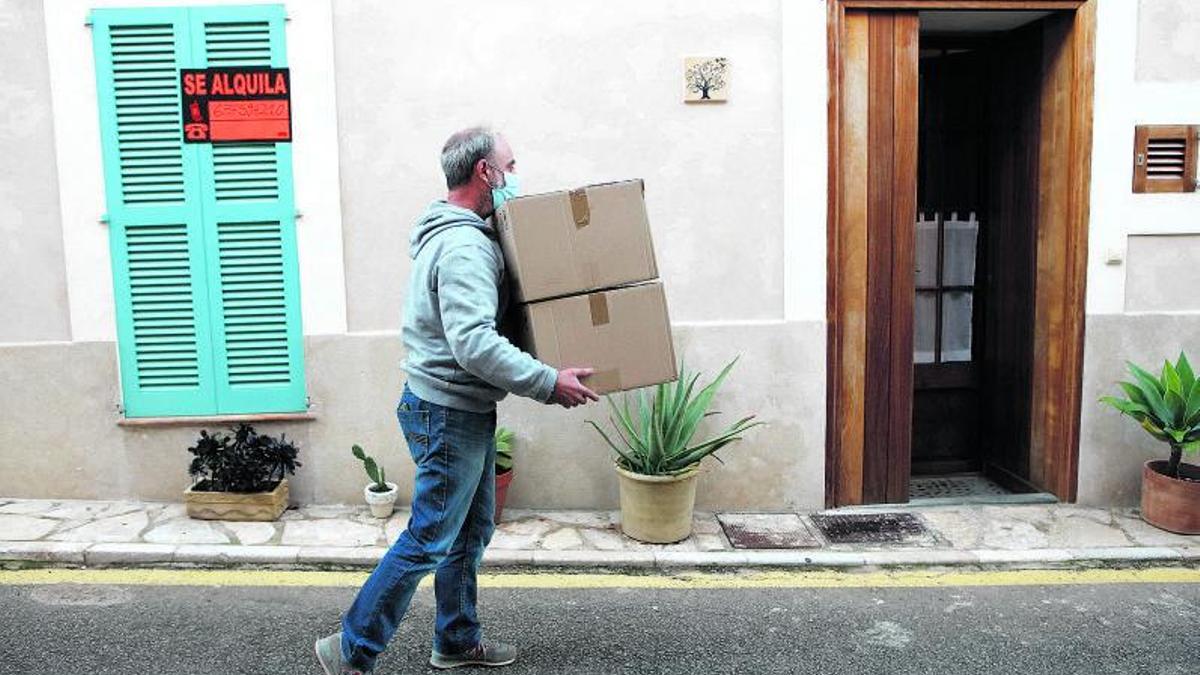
[[180, 68, 291, 143]]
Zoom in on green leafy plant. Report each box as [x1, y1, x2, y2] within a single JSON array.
[[351, 444, 390, 493], [495, 427, 516, 474], [187, 423, 301, 493], [1100, 352, 1200, 480], [587, 358, 763, 476]]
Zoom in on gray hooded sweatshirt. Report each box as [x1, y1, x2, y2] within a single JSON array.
[[401, 200, 558, 412]]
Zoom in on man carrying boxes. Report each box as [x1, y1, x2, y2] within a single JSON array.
[[316, 126, 674, 674], [316, 127, 597, 674]]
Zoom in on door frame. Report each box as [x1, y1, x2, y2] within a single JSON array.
[[824, 0, 1096, 507]]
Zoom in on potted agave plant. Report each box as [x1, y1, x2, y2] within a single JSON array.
[[494, 426, 516, 523], [588, 358, 762, 543], [352, 444, 398, 518], [1100, 352, 1200, 534], [184, 423, 300, 521]]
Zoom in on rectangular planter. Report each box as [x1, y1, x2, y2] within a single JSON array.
[[184, 478, 289, 521]]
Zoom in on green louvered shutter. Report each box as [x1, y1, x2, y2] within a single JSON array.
[[189, 5, 306, 414], [91, 9, 218, 417]]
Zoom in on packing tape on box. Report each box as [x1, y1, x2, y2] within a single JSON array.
[[589, 293, 609, 326], [586, 368, 621, 392], [570, 188, 590, 228]]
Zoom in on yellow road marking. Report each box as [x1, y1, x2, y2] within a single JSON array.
[[0, 566, 1196, 589]]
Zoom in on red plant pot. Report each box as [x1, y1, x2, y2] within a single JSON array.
[[1141, 459, 1200, 535], [495, 468, 514, 524]]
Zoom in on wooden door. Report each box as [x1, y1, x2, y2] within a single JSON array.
[[979, 10, 1093, 500], [978, 21, 1043, 491], [1026, 9, 1093, 500], [826, 8, 919, 505], [827, 1, 1095, 507]]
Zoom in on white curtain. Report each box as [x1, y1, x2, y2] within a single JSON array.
[[913, 211, 978, 364]]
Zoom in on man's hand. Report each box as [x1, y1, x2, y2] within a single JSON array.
[[551, 367, 600, 408]]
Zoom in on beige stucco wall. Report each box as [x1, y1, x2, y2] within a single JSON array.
[[319, 0, 823, 510], [0, 324, 825, 510], [1135, 0, 1200, 82], [1077, 0, 1200, 505], [2, 0, 1197, 510], [0, 0, 71, 342], [0, 0, 826, 511], [1124, 235, 1200, 312], [332, 0, 786, 330], [0, 337, 407, 504]]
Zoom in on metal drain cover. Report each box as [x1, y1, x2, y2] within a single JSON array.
[[811, 512, 929, 544], [717, 513, 822, 549]]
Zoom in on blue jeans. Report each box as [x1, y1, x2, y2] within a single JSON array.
[[340, 384, 497, 671]]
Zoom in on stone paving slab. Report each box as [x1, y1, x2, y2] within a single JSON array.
[[0, 514, 59, 541], [0, 498, 1196, 571]]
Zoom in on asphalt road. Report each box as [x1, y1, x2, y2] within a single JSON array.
[[0, 567, 1197, 675]]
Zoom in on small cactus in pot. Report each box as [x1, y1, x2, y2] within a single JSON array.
[[352, 444, 398, 518]]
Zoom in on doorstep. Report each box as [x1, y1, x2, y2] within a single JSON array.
[[0, 498, 1197, 571]]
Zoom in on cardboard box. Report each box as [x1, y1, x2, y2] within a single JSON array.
[[517, 281, 676, 395], [497, 179, 658, 303]]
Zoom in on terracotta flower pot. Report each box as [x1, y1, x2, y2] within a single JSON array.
[[495, 469, 514, 523], [614, 463, 700, 544], [1141, 460, 1200, 535]]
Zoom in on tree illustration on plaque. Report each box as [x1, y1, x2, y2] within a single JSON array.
[[684, 57, 729, 102]]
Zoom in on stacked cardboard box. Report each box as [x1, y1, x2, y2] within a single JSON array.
[[496, 179, 676, 394]]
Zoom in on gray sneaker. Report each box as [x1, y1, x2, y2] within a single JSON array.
[[314, 631, 371, 675], [430, 639, 518, 669]]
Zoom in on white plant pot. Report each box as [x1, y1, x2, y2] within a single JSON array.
[[364, 481, 398, 518]]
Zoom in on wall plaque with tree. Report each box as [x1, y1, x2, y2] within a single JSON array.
[[684, 57, 729, 103]]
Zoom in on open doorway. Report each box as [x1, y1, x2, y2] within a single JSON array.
[[910, 10, 1056, 500], [825, 1, 1095, 507]]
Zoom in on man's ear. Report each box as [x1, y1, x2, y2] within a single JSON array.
[[474, 158, 491, 185]]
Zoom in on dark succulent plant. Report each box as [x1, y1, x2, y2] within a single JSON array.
[[187, 423, 301, 493]]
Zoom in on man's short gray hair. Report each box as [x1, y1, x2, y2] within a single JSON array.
[[441, 126, 496, 189]]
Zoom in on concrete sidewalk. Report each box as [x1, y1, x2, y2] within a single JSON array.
[[1, 497, 1197, 570]]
